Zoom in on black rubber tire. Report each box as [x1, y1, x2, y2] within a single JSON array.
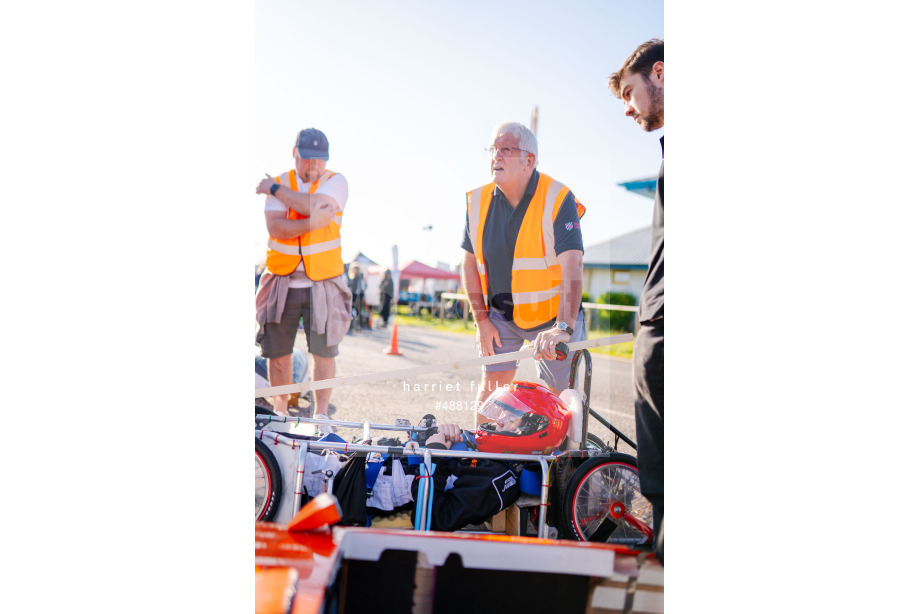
[[559, 453, 653, 545], [255, 437, 283, 522]]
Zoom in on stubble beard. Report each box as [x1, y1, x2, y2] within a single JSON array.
[[300, 167, 322, 183], [640, 81, 664, 132]]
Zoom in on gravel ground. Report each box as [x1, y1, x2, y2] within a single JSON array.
[[265, 322, 638, 451]]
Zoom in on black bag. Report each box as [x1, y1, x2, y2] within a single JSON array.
[[413, 458, 521, 532], [331, 453, 367, 526]]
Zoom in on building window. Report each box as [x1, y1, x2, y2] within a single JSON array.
[[611, 270, 630, 285]]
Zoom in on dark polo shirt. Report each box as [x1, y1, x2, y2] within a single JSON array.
[[461, 170, 584, 325], [639, 136, 664, 323]]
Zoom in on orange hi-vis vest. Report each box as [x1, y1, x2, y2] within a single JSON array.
[[467, 173, 586, 330], [265, 169, 344, 281]]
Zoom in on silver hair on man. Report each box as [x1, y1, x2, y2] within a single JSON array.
[[491, 122, 538, 166]]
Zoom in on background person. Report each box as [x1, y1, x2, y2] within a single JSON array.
[[378, 269, 394, 327], [348, 264, 367, 331], [609, 38, 665, 561], [460, 122, 587, 426], [255, 127, 352, 426]]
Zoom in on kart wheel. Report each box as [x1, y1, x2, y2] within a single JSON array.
[[585, 432, 607, 450], [559, 453, 653, 545], [255, 437, 283, 522]]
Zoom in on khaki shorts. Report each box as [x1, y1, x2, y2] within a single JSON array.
[[258, 287, 339, 359], [484, 309, 586, 391]]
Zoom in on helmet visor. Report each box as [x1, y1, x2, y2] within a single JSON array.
[[479, 397, 529, 434]]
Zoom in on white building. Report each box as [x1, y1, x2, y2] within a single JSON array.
[[581, 175, 657, 301], [583, 226, 650, 301]]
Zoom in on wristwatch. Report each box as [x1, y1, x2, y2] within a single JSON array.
[[269, 183, 281, 196], [555, 321, 574, 335]]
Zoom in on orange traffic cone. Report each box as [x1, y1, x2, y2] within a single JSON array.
[[384, 324, 403, 355]]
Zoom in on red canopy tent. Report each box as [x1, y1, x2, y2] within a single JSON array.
[[397, 260, 461, 281], [367, 260, 460, 281]]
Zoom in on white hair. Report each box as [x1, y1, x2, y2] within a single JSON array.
[[491, 122, 538, 166]]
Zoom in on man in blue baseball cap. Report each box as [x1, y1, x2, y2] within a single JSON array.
[[255, 128, 351, 431]]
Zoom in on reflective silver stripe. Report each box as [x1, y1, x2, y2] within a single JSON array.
[[512, 286, 560, 305], [477, 262, 486, 275], [267, 239, 301, 255], [511, 257, 548, 271], [468, 186, 484, 262], [333, 213, 343, 226], [542, 180, 565, 266], [300, 238, 341, 255], [267, 238, 341, 256]]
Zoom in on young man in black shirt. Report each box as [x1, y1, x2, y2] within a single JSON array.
[[609, 38, 665, 562]]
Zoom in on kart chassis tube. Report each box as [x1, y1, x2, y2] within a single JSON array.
[[256, 432, 593, 538], [259, 416, 431, 434]]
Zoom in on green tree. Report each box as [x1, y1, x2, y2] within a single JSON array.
[[596, 291, 637, 333]]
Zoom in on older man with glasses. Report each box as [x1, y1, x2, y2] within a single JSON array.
[[461, 122, 587, 428]]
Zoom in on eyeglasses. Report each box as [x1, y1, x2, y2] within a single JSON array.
[[485, 145, 529, 157]]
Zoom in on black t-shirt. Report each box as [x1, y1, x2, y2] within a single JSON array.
[[639, 136, 664, 323], [461, 171, 584, 322]]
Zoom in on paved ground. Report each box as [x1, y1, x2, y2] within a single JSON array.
[[268, 321, 638, 451]]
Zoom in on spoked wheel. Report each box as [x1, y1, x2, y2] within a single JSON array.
[[255, 437, 282, 522], [560, 453, 653, 545]]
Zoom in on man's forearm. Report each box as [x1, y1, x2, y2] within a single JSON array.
[[273, 186, 336, 228], [461, 252, 489, 322], [559, 277, 582, 324], [266, 215, 314, 240], [273, 185, 314, 217], [557, 250, 583, 325]]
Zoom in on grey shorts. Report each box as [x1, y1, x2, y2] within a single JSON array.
[[484, 309, 586, 391], [258, 287, 339, 359]]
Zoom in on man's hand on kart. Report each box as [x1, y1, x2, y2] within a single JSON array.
[[533, 326, 571, 361]]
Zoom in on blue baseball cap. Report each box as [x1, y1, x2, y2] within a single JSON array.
[[295, 128, 330, 160]]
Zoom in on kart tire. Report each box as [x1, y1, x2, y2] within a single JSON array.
[[255, 437, 283, 522], [559, 452, 653, 545]]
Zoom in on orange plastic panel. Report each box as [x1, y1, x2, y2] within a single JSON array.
[[288, 493, 342, 533], [255, 567, 297, 614]]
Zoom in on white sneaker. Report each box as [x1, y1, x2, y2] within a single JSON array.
[[313, 413, 337, 435]]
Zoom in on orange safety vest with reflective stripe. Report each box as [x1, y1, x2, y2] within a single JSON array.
[[466, 173, 586, 330], [265, 169, 344, 281]]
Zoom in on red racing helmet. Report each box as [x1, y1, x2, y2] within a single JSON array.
[[475, 381, 571, 454]]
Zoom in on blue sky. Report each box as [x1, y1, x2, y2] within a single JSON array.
[[252, 0, 664, 268]]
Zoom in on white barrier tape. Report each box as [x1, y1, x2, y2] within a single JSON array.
[[255, 333, 632, 398]]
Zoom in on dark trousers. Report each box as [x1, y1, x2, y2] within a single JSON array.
[[633, 320, 664, 553], [380, 295, 392, 324], [351, 293, 365, 330]]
